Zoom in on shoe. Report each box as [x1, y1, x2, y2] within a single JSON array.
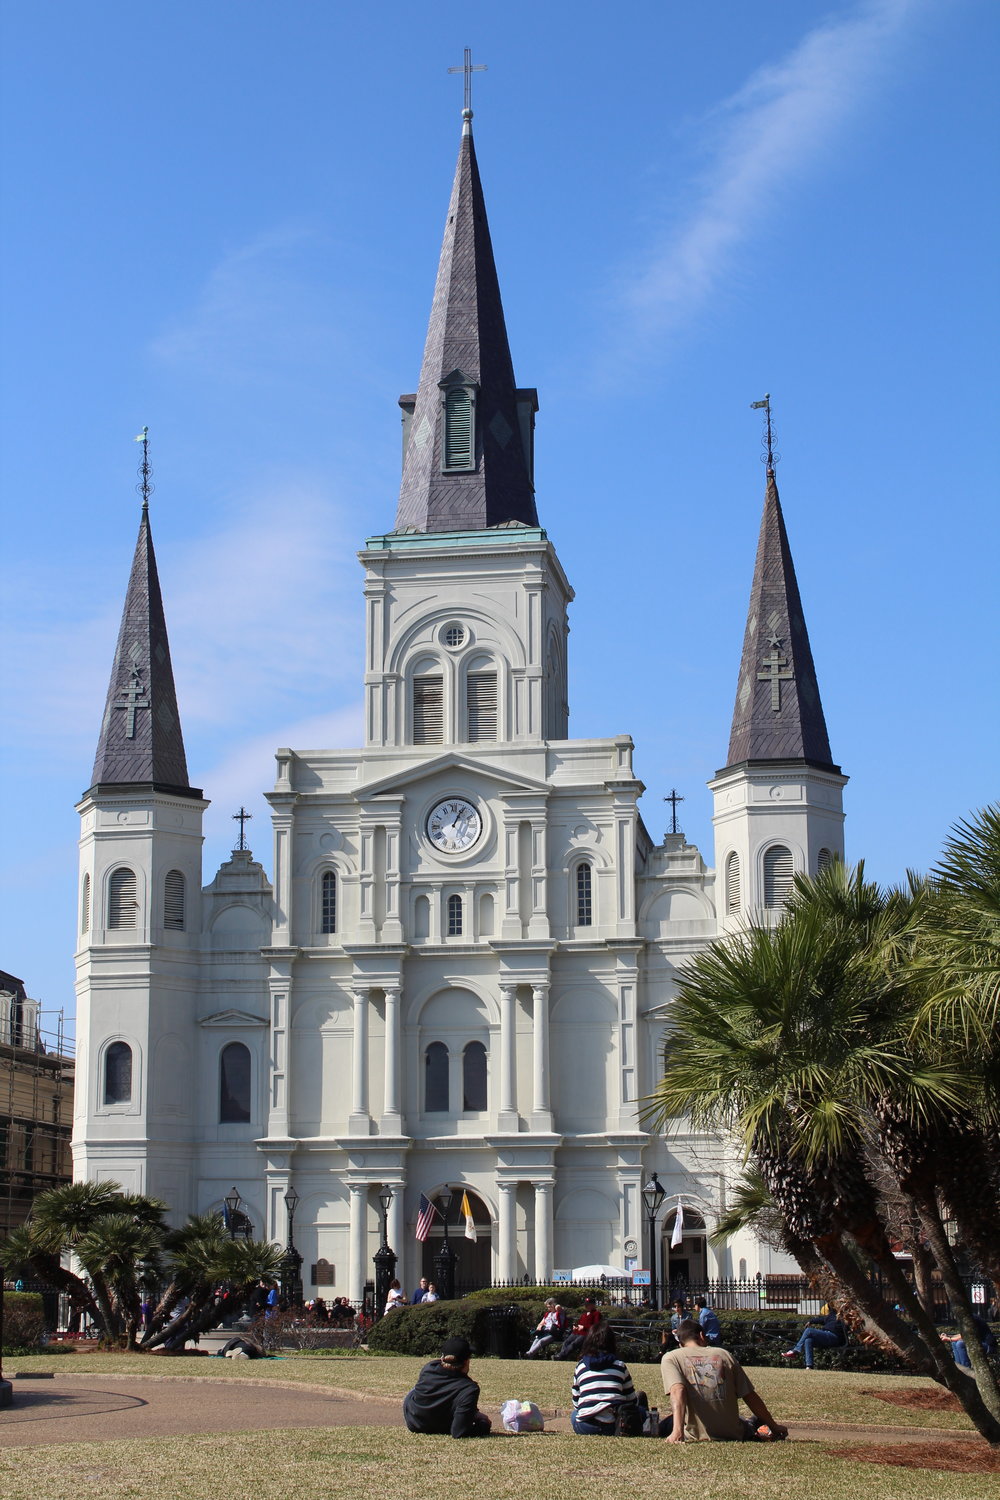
[[780, 1350, 797, 1358]]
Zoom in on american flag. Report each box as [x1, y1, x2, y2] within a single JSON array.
[[415, 1193, 438, 1242]]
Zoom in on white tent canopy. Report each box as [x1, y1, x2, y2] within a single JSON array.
[[569, 1264, 629, 1281]]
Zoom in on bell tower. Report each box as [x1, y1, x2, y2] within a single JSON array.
[[710, 403, 846, 929]]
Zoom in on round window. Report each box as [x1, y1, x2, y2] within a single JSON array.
[[443, 623, 466, 648]]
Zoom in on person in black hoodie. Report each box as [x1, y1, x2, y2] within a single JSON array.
[[403, 1336, 492, 1438]]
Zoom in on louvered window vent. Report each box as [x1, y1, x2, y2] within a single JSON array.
[[164, 870, 185, 930], [443, 386, 474, 470], [413, 675, 444, 744], [725, 852, 741, 914], [108, 868, 138, 929], [81, 874, 91, 934], [817, 847, 834, 874], [576, 862, 593, 927], [763, 845, 794, 908], [321, 870, 337, 934], [467, 671, 498, 741]]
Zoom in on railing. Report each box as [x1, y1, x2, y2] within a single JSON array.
[[436, 1270, 997, 1323]]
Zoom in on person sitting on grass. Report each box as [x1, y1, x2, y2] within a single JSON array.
[[941, 1314, 997, 1369], [693, 1296, 721, 1344], [661, 1319, 787, 1442], [403, 1335, 492, 1438], [557, 1296, 601, 1360], [781, 1305, 846, 1369], [570, 1323, 645, 1435], [525, 1297, 566, 1358]]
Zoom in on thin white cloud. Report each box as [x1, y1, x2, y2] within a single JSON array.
[[617, 0, 927, 345], [3, 484, 363, 775]]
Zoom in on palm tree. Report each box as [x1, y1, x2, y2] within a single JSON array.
[[648, 858, 1000, 1444]]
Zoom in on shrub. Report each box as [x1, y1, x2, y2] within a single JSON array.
[[367, 1298, 544, 1357], [2, 1292, 45, 1352]]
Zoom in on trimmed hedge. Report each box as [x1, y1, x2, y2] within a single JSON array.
[[2, 1292, 45, 1353]]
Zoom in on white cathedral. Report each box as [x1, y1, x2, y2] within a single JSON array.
[[72, 108, 846, 1304]]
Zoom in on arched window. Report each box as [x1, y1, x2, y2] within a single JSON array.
[[220, 1042, 252, 1123], [763, 845, 794, 908], [414, 894, 430, 941], [425, 1041, 449, 1112], [164, 870, 185, 930], [466, 671, 498, 741], [447, 893, 463, 936], [725, 852, 741, 914], [817, 848, 834, 874], [576, 862, 593, 927], [413, 674, 444, 744], [81, 874, 91, 934], [108, 867, 139, 929], [104, 1041, 133, 1105], [463, 1041, 487, 1111], [321, 870, 337, 934], [443, 385, 474, 470]]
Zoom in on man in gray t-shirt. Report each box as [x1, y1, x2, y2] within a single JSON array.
[[660, 1321, 787, 1442]]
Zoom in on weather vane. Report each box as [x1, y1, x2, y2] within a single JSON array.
[[232, 807, 253, 851], [664, 789, 685, 837], [750, 394, 779, 473], [134, 426, 153, 512], [448, 47, 487, 115]]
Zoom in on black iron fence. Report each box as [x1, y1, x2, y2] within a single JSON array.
[[438, 1270, 997, 1323]]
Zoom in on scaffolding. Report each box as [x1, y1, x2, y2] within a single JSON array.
[[0, 971, 75, 1240]]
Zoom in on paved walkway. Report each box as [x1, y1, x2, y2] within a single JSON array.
[[0, 1374, 981, 1450], [0, 1376, 399, 1447]]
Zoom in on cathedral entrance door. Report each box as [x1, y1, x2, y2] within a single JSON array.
[[662, 1206, 708, 1296], [421, 1189, 493, 1291]]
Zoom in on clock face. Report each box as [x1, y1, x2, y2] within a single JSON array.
[[426, 797, 482, 854]]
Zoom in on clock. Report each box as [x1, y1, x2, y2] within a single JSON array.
[[426, 797, 482, 854]]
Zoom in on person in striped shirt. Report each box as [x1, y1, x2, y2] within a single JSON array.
[[570, 1324, 640, 1435]]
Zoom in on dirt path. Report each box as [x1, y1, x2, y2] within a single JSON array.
[[0, 1374, 981, 1450]]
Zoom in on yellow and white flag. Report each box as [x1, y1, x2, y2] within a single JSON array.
[[460, 1190, 477, 1241]]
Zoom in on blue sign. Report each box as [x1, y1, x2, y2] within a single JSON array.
[[631, 1269, 651, 1286]]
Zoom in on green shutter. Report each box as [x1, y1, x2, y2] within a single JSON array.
[[444, 387, 473, 469]]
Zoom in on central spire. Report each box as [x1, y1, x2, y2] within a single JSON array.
[[394, 114, 539, 533]]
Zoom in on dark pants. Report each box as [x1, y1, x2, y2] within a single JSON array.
[[558, 1333, 584, 1360]]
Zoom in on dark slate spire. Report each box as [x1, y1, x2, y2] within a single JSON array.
[[88, 504, 199, 797], [394, 112, 538, 532], [723, 470, 838, 773]]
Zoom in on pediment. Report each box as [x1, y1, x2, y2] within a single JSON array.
[[358, 751, 550, 799], [199, 1009, 268, 1028]]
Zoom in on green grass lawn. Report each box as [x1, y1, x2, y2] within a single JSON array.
[[0, 1353, 987, 1500], [0, 1424, 989, 1500]]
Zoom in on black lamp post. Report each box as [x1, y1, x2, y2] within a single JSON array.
[[641, 1174, 666, 1311], [279, 1187, 304, 1307], [224, 1186, 242, 1242], [373, 1184, 398, 1318], [433, 1186, 457, 1301]]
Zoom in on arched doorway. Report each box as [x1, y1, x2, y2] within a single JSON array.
[[662, 1206, 708, 1293], [421, 1187, 493, 1290]]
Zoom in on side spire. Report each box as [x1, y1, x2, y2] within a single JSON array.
[[88, 434, 199, 797], [394, 105, 538, 533], [724, 401, 836, 773]]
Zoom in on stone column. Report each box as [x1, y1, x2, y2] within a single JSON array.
[[533, 1180, 554, 1283], [498, 984, 518, 1131], [348, 1183, 367, 1305], [388, 1183, 405, 1272], [382, 986, 402, 1131], [498, 1181, 518, 1280], [531, 983, 553, 1130], [350, 988, 370, 1134]]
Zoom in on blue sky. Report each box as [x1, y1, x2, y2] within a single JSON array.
[[1, 0, 997, 1031]]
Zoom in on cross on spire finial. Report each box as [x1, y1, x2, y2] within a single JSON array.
[[750, 394, 779, 474], [134, 426, 153, 514], [448, 47, 487, 118], [232, 806, 253, 851], [663, 788, 685, 837]]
